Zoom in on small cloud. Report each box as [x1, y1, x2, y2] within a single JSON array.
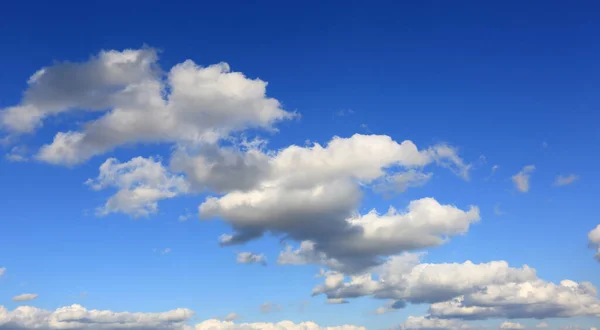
[[178, 210, 194, 222], [554, 174, 579, 187], [360, 124, 371, 133], [154, 248, 171, 255], [0, 267, 5, 278], [5, 146, 29, 162], [500, 321, 525, 330], [334, 109, 355, 117], [485, 164, 500, 181], [13, 293, 38, 302], [224, 312, 242, 321], [536, 322, 549, 328], [259, 302, 282, 313], [80, 292, 88, 298], [512, 165, 535, 193], [236, 252, 267, 266], [493, 204, 505, 216], [371, 300, 405, 315], [326, 298, 348, 305]]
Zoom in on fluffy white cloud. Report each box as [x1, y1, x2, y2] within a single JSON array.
[[1, 48, 295, 165], [0, 304, 194, 329], [12, 294, 38, 302], [192, 319, 365, 330], [0, 305, 365, 330], [499, 322, 525, 330], [536, 322, 549, 328], [236, 252, 267, 265], [512, 165, 535, 192], [0, 267, 4, 277], [86, 156, 189, 217], [589, 225, 600, 261], [199, 134, 475, 272], [554, 174, 579, 186], [313, 254, 536, 304], [313, 253, 600, 320], [399, 315, 470, 330], [428, 279, 600, 320]]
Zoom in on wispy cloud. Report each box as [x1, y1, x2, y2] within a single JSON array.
[[553, 174, 579, 187]]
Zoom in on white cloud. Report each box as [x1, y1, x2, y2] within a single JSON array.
[[428, 279, 600, 320], [0, 304, 194, 329], [259, 302, 282, 314], [536, 322, 548, 328], [224, 312, 242, 322], [12, 294, 38, 302], [399, 315, 470, 330], [236, 252, 267, 265], [326, 298, 348, 305], [554, 174, 579, 186], [192, 319, 365, 330], [0, 305, 365, 330], [0, 268, 5, 278], [313, 254, 536, 304], [1, 48, 295, 165], [589, 225, 600, 261], [198, 134, 475, 273], [86, 156, 189, 217], [499, 322, 525, 330], [512, 165, 535, 192]]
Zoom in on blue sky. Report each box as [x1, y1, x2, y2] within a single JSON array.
[[0, 1, 599, 329]]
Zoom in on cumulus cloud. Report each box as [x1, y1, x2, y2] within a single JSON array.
[[0, 304, 194, 329], [198, 134, 475, 273], [536, 322, 549, 328], [86, 156, 190, 217], [0, 304, 365, 330], [236, 252, 267, 265], [589, 225, 600, 261], [259, 302, 282, 314], [512, 165, 535, 192], [312, 253, 600, 321], [399, 315, 470, 330], [12, 294, 38, 302], [0, 48, 295, 165], [428, 279, 600, 320], [313, 254, 536, 304], [499, 322, 525, 330]]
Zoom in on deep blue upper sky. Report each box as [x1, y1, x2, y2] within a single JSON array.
[[0, 1, 599, 329]]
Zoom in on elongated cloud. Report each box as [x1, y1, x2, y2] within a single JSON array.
[[1, 48, 295, 165], [313, 253, 600, 320], [236, 252, 267, 265], [500, 322, 525, 330], [0, 304, 365, 330], [554, 174, 579, 186], [12, 294, 38, 302]]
